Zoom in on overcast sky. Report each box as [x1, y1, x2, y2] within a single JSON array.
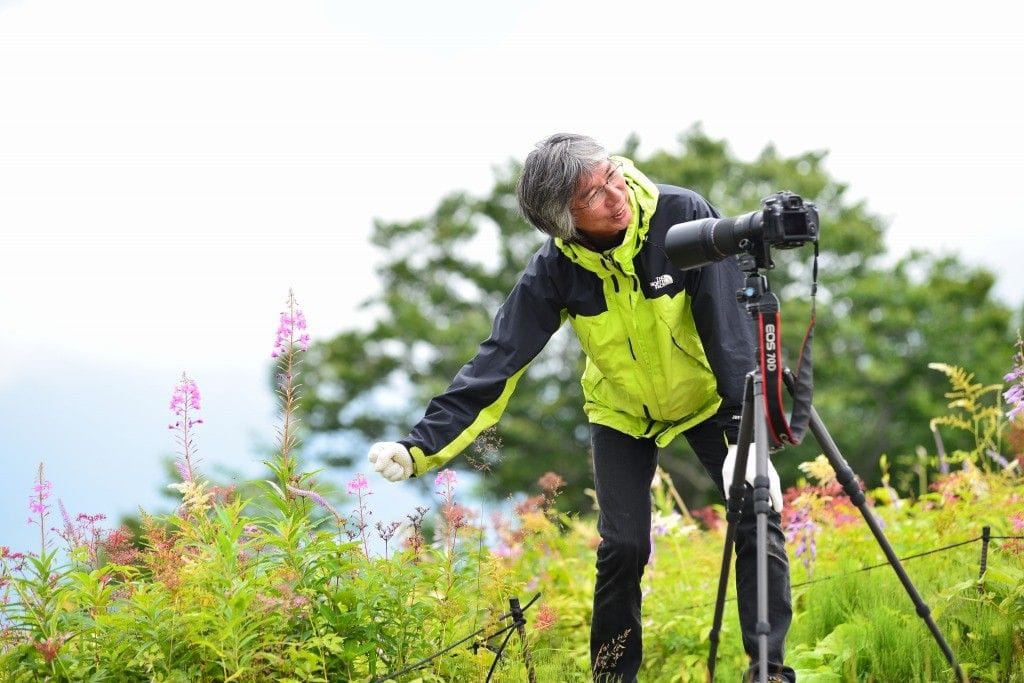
[[2, 0, 1021, 553]]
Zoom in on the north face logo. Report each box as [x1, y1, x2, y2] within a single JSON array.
[[649, 274, 674, 290]]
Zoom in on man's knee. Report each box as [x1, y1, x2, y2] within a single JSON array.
[[596, 536, 651, 573]]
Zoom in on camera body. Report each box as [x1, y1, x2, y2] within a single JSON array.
[[759, 191, 818, 249], [664, 191, 818, 271]]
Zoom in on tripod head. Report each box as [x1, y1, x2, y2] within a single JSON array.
[[735, 253, 775, 312]]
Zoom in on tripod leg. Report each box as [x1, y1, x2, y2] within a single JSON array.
[[806, 405, 966, 682], [751, 374, 773, 683], [707, 374, 755, 682]]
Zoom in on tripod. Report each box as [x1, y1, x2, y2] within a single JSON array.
[[705, 267, 965, 683]]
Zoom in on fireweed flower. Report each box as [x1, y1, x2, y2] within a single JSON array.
[[345, 474, 373, 558], [434, 469, 458, 498], [270, 290, 310, 491], [28, 463, 52, 551], [29, 477, 52, 517], [346, 473, 370, 496], [168, 373, 203, 483], [1004, 333, 1024, 422], [271, 290, 310, 358], [434, 469, 463, 555]]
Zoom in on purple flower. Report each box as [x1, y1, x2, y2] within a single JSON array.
[[271, 291, 311, 358], [784, 506, 819, 573], [346, 473, 370, 496], [1005, 334, 1024, 422], [168, 373, 202, 482], [169, 378, 202, 415], [174, 459, 193, 483], [29, 472, 52, 517], [287, 485, 343, 523], [28, 464, 53, 550]]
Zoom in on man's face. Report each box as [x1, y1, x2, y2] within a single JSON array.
[[570, 159, 633, 241]]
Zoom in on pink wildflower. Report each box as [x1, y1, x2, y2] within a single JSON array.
[[1005, 333, 1024, 422], [346, 473, 370, 496], [533, 604, 558, 631], [100, 526, 140, 566], [434, 469, 458, 490], [272, 290, 311, 358], [538, 471, 565, 495], [29, 479, 52, 516], [168, 373, 202, 482], [169, 377, 202, 415], [28, 464, 52, 552], [442, 502, 473, 530], [691, 505, 722, 532], [494, 543, 522, 560], [28, 464, 52, 519], [341, 474, 373, 558]]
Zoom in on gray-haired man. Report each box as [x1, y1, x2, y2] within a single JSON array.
[[369, 133, 794, 682]]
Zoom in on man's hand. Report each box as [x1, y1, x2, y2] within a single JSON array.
[[722, 444, 783, 512], [368, 442, 414, 482]]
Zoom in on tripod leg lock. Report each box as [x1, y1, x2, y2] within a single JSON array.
[[726, 483, 747, 523], [752, 475, 773, 515], [834, 464, 867, 506]]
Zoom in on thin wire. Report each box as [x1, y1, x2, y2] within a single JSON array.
[[681, 534, 996, 610], [370, 594, 540, 682]]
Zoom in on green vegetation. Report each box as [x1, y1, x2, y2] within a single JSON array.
[[2, 322, 1022, 680]]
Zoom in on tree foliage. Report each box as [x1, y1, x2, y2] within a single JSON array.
[[296, 125, 1015, 510]]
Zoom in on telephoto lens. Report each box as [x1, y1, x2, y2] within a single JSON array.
[[663, 211, 762, 271]]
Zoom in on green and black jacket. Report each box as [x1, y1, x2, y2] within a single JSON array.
[[403, 158, 756, 475]]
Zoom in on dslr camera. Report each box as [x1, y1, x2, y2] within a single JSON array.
[[665, 191, 818, 271]]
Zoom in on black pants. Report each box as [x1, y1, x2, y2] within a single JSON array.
[[589, 419, 795, 682]]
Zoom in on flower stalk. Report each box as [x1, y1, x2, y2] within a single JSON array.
[[270, 289, 310, 497]]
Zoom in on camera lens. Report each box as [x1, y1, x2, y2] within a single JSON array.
[[664, 211, 762, 271]]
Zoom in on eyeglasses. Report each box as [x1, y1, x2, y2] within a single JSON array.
[[573, 160, 624, 211]]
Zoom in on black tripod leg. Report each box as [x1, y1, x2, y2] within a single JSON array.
[[707, 374, 755, 682], [806, 405, 966, 682]]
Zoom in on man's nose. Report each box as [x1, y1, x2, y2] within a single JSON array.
[[603, 181, 625, 207]]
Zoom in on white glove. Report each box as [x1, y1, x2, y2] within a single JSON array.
[[368, 442, 414, 482], [723, 444, 783, 512]]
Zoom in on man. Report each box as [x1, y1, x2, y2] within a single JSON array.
[[368, 133, 795, 682]]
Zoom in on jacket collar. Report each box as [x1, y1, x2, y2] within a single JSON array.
[[556, 157, 660, 274]]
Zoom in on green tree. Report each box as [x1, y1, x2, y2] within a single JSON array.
[[297, 125, 1015, 510]]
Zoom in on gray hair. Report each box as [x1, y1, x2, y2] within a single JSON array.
[[516, 133, 607, 241]]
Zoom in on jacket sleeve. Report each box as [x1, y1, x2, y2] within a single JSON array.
[[401, 252, 566, 476]]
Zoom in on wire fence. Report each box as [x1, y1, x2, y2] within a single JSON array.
[[371, 527, 1022, 681], [371, 593, 541, 683], [686, 525, 1023, 611]]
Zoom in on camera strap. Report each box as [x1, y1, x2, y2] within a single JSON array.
[[758, 243, 818, 446]]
